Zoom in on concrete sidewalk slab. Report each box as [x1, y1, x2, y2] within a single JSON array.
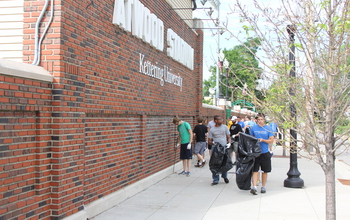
[[91, 146, 350, 220]]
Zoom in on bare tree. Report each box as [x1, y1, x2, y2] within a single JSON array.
[[213, 0, 350, 219]]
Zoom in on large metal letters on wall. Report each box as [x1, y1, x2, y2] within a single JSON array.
[[112, 0, 194, 70]]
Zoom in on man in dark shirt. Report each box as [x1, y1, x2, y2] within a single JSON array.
[[193, 117, 208, 167], [229, 116, 242, 161]]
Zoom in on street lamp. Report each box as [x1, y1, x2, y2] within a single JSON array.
[[218, 51, 225, 99], [223, 58, 229, 100], [211, 0, 221, 105], [284, 24, 304, 188]]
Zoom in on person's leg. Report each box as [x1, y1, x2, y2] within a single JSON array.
[[261, 172, 268, 193], [234, 152, 239, 163], [194, 143, 200, 166], [221, 172, 227, 179], [221, 172, 229, 183], [212, 173, 219, 184], [178, 145, 186, 174], [202, 144, 206, 162], [257, 170, 261, 185], [260, 153, 271, 193], [182, 160, 187, 171], [261, 172, 268, 186], [196, 154, 203, 163], [228, 144, 234, 161], [178, 159, 186, 175], [208, 145, 212, 157], [251, 172, 259, 186], [231, 142, 238, 164], [251, 157, 260, 195], [186, 159, 191, 172], [250, 171, 259, 195]]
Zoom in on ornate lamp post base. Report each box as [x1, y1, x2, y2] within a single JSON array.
[[284, 177, 304, 188], [284, 153, 304, 188]]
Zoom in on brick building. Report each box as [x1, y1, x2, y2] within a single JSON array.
[[0, 0, 224, 219]]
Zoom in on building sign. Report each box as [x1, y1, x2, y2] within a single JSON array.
[[113, 0, 194, 70], [139, 53, 183, 91]]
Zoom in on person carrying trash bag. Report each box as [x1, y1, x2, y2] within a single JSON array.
[[235, 133, 262, 190], [208, 115, 233, 186]]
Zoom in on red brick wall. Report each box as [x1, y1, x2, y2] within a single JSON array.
[[200, 106, 226, 124], [0, 74, 52, 220], [0, 0, 223, 219]]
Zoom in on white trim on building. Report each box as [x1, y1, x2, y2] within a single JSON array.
[[0, 0, 24, 62]]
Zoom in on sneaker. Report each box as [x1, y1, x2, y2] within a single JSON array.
[[194, 163, 201, 167], [201, 161, 206, 167], [261, 187, 266, 194], [178, 171, 186, 175], [186, 172, 190, 177], [211, 182, 218, 186], [224, 178, 229, 184], [250, 188, 258, 195]]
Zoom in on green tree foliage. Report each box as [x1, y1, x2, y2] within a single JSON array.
[[203, 37, 263, 106], [202, 66, 216, 97]]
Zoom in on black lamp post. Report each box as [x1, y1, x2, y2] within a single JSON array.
[[218, 51, 225, 99], [284, 25, 304, 188], [223, 58, 229, 100]]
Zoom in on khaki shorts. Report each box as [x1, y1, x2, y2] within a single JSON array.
[[229, 142, 238, 153]]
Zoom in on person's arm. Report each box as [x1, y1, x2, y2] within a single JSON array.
[[175, 132, 181, 149], [188, 129, 193, 143], [226, 126, 231, 144], [238, 124, 243, 132], [259, 136, 274, 145], [227, 134, 231, 144], [192, 132, 196, 143], [208, 129, 213, 144], [208, 137, 214, 145]]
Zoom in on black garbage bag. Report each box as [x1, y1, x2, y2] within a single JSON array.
[[236, 133, 262, 190], [209, 142, 234, 175]]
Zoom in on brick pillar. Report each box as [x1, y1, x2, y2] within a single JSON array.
[[50, 63, 86, 219]]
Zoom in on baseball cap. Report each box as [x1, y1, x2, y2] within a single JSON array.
[[231, 116, 237, 120]]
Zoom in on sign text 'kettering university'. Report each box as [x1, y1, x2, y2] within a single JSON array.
[[139, 54, 182, 91]]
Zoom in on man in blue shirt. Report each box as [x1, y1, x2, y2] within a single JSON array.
[[237, 116, 246, 131], [249, 113, 274, 195], [269, 121, 280, 147]]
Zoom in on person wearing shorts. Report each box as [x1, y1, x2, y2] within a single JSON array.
[[249, 113, 274, 195], [193, 117, 208, 167], [173, 116, 193, 177], [228, 116, 242, 162]]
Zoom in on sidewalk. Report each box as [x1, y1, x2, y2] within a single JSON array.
[[91, 146, 350, 220]]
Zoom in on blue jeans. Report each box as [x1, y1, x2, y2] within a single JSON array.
[[211, 143, 228, 183], [212, 172, 227, 183]]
